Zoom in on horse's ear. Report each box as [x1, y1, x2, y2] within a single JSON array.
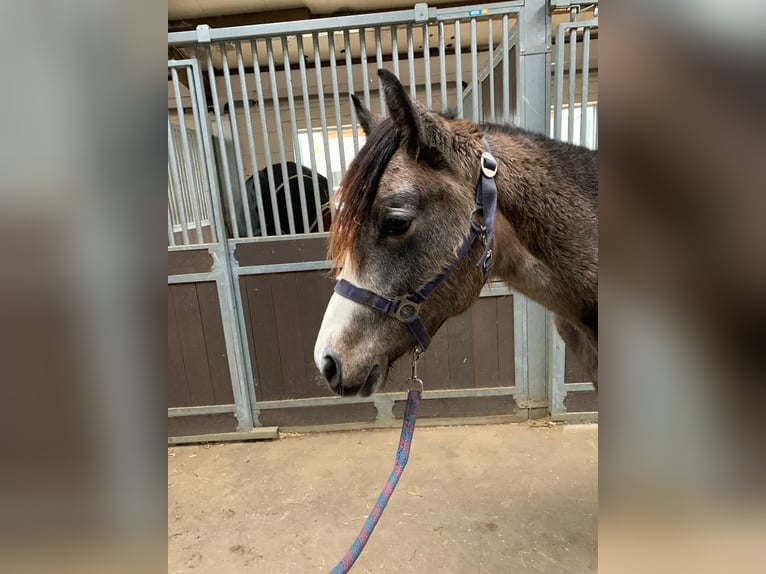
[[350, 94, 379, 136], [378, 69, 451, 165]]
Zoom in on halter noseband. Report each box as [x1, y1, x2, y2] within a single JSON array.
[[334, 138, 498, 351]]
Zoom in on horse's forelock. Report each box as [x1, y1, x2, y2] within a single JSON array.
[[328, 119, 401, 269]]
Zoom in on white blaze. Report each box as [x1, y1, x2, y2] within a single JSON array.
[[314, 256, 364, 369]]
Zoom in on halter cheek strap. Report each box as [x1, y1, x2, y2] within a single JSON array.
[[334, 137, 498, 351]]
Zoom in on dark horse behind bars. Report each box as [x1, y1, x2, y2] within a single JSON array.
[[314, 70, 597, 397]]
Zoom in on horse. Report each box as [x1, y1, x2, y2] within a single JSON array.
[[229, 161, 331, 237], [314, 69, 597, 397]]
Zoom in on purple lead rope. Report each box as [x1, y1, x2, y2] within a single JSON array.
[[329, 388, 421, 574]]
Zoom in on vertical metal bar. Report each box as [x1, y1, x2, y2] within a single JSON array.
[[313, 33, 336, 207], [502, 15, 510, 123], [439, 21, 447, 112], [189, 57, 255, 431], [236, 42, 267, 237], [360, 28, 371, 110], [344, 30, 360, 154], [267, 37, 296, 234], [221, 43, 252, 238], [375, 27, 385, 116], [170, 67, 204, 243], [391, 25, 399, 77], [422, 23, 432, 109], [547, 312, 567, 417], [553, 23, 565, 140], [328, 31, 346, 175], [407, 24, 416, 100], [282, 36, 310, 233], [470, 18, 478, 122], [568, 27, 577, 143], [250, 39, 282, 235], [167, 205, 176, 247], [167, 119, 189, 245], [580, 26, 591, 146], [454, 20, 463, 118], [205, 45, 239, 241], [488, 17, 495, 121], [185, 66, 215, 240], [297, 34, 325, 232]]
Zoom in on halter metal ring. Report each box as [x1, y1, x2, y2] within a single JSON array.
[[481, 151, 498, 178], [393, 298, 421, 322]]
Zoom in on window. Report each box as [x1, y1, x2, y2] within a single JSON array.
[[550, 103, 598, 150], [296, 127, 367, 192]]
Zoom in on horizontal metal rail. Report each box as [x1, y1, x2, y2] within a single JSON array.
[[168, 404, 236, 418], [254, 385, 521, 411]]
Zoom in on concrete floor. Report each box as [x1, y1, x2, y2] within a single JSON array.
[[168, 421, 597, 573]]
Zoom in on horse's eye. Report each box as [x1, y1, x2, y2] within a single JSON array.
[[381, 216, 412, 236]]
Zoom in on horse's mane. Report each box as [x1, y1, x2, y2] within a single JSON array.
[[328, 118, 400, 269]]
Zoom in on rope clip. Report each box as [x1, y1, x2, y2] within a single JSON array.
[[408, 348, 424, 392]]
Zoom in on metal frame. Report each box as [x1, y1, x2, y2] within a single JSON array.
[[167, 1, 597, 433], [548, 6, 598, 421]]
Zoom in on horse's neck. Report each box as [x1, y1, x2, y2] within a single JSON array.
[[481, 130, 598, 323]]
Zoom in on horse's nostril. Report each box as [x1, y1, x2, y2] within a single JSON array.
[[320, 353, 341, 388]]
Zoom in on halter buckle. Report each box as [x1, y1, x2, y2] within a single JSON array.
[[393, 297, 421, 322], [481, 151, 498, 178]]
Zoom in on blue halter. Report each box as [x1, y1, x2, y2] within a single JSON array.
[[334, 138, 498, 351]]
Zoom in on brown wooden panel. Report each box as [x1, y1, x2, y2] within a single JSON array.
[[195, 282, 234, 404], [168, 413, 237, 437], [294, 271, 336, 398], [170, 284, 215, 406], [168, 249, 214, 275], [393, 395, 518, 419], [564, 342, 590, 383], [242, 275, 283, 401], [564, 390, 598, 413], [258, 403, 377, 427], [472, 297, 500, 386], [234, 236, 328, 266], [270, 273, 307, 399], [419, 318, 451, 388], [168, 288, 190, 408], [496, 295, 515, 386], [446, 308, 476, 389]]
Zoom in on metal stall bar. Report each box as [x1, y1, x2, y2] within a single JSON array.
[[327, 31, 347, 175], [266, 38, 296, 234], [184, 65, 215, 242], [312, 33, 336, 207], [375, 26, 385, 116], [170, 68, 205, 244], [360, 28, 371, 109], [281, 36, 311, 233], [167, 119, 190, 245], [296, 34, 325, 232], [454, 20, 463, 117], [250, 39, 282, 234], [580, 26, 591, 145], [553, 20, 565, 140], [235, 42, 266, 237], [167, 206, 176, 246], [470, 18, 479, 122], [422, 23, 432, 109], [220, 43, 252, 238], [568, 25, 577, 143], [204, 45, 240, 241], [344, 30, 360, 154], [502, 14, 510, 122], [407, 24, 416, 100], [391, 25, 399, 77], [488, 18, 495, 120], [439, 21, 447, 111]]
